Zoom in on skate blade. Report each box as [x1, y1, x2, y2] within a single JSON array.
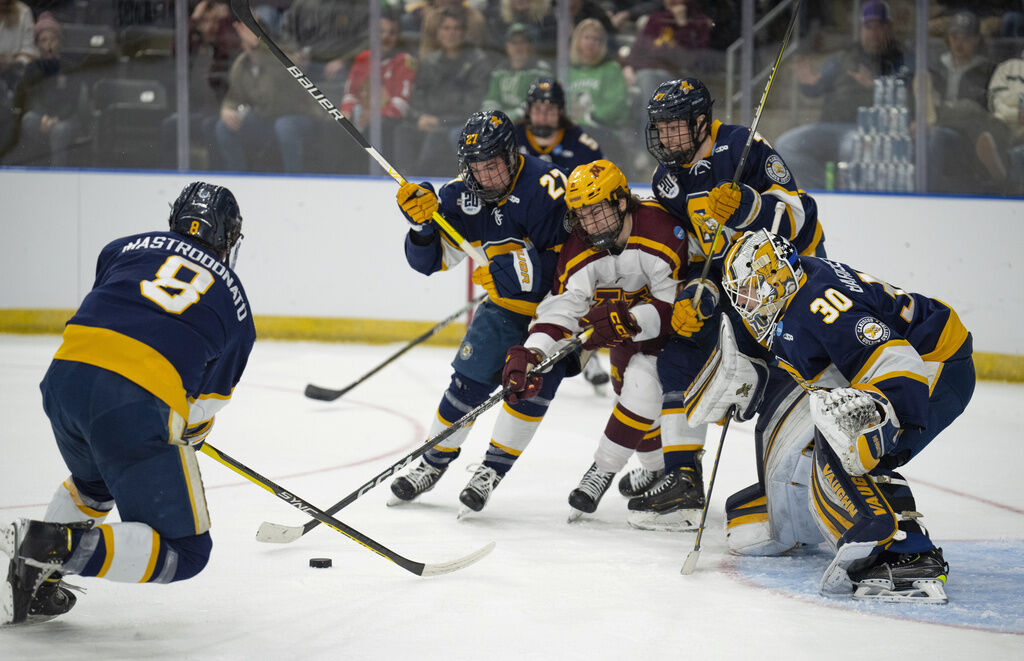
[[386, 495, 413, 507], [852, 578, 948, 604], [456, 506, 474, 521], [1, 560, 13, 626], [567, 508, 585, 523], [626, 509, 700, 532]]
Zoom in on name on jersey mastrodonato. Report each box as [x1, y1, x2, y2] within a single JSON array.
[[287, 66, 344, 122], [121, 235, 248, 320]]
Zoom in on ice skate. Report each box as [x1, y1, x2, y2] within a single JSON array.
[[626, 466, 704, 532], [582, 357, 610, 394], [849, 547, 950, 604], [457, 465, 503, 519], [617, 466, 664, 498], [387, 460, 447, 506], [567, 463, 615, 522], [2, 519, 87, 625]]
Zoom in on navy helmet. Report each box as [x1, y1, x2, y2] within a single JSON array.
[[526, 76, 565, 111], [645, 78, 714, 166], [457, 110, 520, 203], [169, 182, 243, 262]]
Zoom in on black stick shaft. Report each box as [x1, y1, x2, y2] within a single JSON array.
[[304, 295, 485, 402]]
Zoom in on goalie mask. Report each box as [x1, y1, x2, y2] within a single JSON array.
[[722, 230, 804, 344], [169, 181, 244, 266], [564, 160, 630, 252], [646, 78, 713, 167], [458, 110, 521, 203]]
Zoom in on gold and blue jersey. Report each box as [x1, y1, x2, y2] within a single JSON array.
[[405, 154, 570, 317], [53, 231, 256, 423], [767, 256, 969, 430], [514, 124, 603, 174], [651, 120, 825, 260]]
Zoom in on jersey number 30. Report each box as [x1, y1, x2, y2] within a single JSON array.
[[140, 255, 214, 314]]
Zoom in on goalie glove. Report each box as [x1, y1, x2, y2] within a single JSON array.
[[671, 278, 719, 337], [397, 181, 439, 234], [502, 345, 544, 404], [809, 388, 899, 476], [580, 299, 640, 350], [472, 245, 542, 299], [683, 315, 767, 425]]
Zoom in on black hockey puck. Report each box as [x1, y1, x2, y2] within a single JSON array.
[[309, 557, 332, 568]]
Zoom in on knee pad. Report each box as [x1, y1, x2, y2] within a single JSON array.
[[164, 532, 213, 582]]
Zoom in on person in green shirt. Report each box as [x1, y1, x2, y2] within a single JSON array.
[[481, 23, 551, 122]]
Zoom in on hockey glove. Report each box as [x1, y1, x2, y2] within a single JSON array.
[[810, 388, 900, 476], [580, 300, 640, 350], [479, 246, 542, 299], [397, 181, 438, 234], [502, 345, 544, 404], [672, 278, 720, 336], [707, 181, 760, 227]]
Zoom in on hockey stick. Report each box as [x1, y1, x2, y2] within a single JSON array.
[[198, 442, 494, 576], [257, 328, 592, 544], [680, 404, 737, 575], [693, 0, 802, 314], [305, 294, 486, 402], [228, 0, 488, 265]]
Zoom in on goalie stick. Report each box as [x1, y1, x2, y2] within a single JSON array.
[[198, 442, 494, 576], [305, 294, 486, 402], [692, 0, 802, 315], [257, 329, 592, 543], [228, 0, 488, 265], [680, 405, 736, 575]]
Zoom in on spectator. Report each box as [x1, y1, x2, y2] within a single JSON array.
[[774, 0, 911, 189], [989, 47, 1024, 193], [339, 11, 415, 157], [566, 18, 630, 171], [394, 7, 490, 176], [0, 0, 36, 87], [570, 0, 617, 43], [927, 10, 1008, 191], [416, 1, 489, 58], [214, 18, 318, 173], [280, 0, 370, 87], [14, 11, 85, 167], [607, 0, 662, 32], [487, 0, 557, 59], [623, 0, 713, 171], [481, 22, 551, 122]]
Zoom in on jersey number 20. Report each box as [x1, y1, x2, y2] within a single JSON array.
[[140, 255, 214, 314]]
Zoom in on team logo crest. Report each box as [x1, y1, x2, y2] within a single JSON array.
[[459, 191, 482, 215], [690, 159, 711, 175], [765, 155, 792, 184], [855, 317, 890, 346], [493, 208, 504, 226], [459, 342, 473, 360], [656, 173, 679, 199]]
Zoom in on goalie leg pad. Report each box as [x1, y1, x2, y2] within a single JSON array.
[[683, 315, 768, 426]]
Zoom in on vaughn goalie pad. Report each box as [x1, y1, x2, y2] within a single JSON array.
[[683, 315, 768, 426]]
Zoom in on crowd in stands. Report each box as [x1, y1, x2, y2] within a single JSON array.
[[0, 0, 1022, 196]]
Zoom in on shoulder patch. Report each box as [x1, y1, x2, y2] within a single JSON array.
[[458, 191, 482, 215], [655, 173, 680, 199], [765, 155, 792, 184], [855, 317, 891, 346]]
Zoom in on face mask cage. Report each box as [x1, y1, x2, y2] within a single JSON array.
[[460, 149, 518, 203], [645, 114, 707, 166], [722, 233, 798, 343], [566, 197, 625, 252]]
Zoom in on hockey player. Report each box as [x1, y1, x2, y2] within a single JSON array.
[[515, 77, 603, 177], [389, 109, 578, 516], [634, 77, 829, 531], [1, 182, 254, 625], [685, 229, 974, 603], [500, 159, 708, 528]]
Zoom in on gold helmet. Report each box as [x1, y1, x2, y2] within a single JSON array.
[[565, 160, 630, 251], [722, 229, 805, 344]]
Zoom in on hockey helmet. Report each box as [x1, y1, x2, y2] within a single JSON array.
[[524, 77, 566, 138], [169, 182, 243, 263], [458, 110, 521, 203], [722, 230, 805, 344], [646, 78, 714, 166], [564, 160, 631, 252]]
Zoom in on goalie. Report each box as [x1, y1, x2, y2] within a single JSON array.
[[683, 229, 975, 603]]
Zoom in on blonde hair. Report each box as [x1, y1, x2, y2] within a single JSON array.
[[501, 0, 551, 24], [570, 18, 607, 66]]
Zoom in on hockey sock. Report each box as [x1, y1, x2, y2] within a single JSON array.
[[661, 409, 707, 472], [44, 476, 114, 525], [64, 524, 212, 583], [484, 401, 547, 475], [636, 427, 664, 471], [424, 372, 495, 467]]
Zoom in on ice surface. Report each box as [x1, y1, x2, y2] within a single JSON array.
[[2, 335, 1022, 659]]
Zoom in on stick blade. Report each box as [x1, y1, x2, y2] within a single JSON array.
[[255, 521, 305, 544], [418, 541, 496, 577], [679, 549, 701, 575], [304, 383, 342, 401]]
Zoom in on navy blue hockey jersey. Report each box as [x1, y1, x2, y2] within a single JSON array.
[[405, 154, 570, 317], [765, 256, 969, 430], [515, 124, 603, 174], [53, 231, 256, 423], [651, 120, 824, 262]]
